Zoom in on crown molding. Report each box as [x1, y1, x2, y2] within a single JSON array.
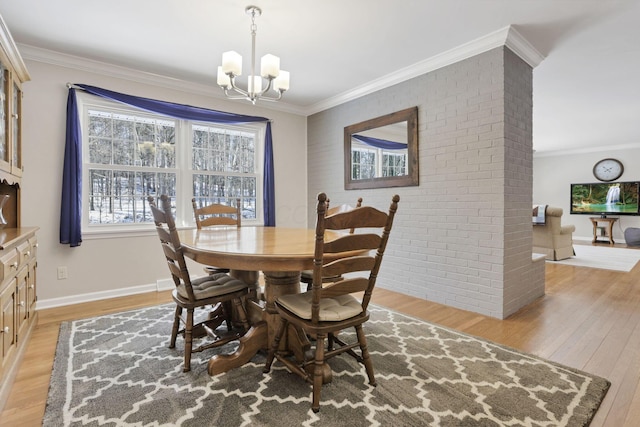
[[304, 25, 545, 115], [504, 26, 545, 68], [18, 24, 544, 117], [0, 15, 30, 81], [534, 142, 640, 157], [17, 43, 303, 115]]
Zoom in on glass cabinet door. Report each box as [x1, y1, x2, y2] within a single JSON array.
[[0, 61, 8, 172], [11, 78, 21, 176]]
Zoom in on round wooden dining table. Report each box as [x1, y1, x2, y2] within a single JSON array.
[[178, 226, 344, 376]]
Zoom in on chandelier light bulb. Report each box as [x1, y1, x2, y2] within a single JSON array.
[[273, 70, 290, 92], [248, 75, 262, 94], [216, 66, 231, 89], [260, 54, 280, 79], [221, 51, 242, 76]]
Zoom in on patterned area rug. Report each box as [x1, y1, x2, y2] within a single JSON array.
[[44, 304, 610, 426]]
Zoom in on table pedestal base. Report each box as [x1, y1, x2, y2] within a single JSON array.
[[208, 319, 268, 375], [208, 270, 330, 383]]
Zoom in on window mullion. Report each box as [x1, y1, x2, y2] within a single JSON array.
[[176, 119, 192, 227]]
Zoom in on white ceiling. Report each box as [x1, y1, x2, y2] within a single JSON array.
[[0, 0, 638, 153]]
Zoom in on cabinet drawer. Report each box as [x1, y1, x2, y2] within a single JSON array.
[[17, 241, 30, 266], [28, 236, 38, 260], [0, 250, 19, 284]]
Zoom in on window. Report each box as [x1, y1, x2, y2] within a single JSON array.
[[351, 147, 376, 180], [192, 124, 258, 221], [78, 94, 264, 234], [351, 145, 407, 180], [382, 152, 407, 177]]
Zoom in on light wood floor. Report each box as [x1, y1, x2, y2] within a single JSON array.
[[3, 245, 640, 426]]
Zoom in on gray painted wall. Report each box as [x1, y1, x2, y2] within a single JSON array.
[[308, 47, 537, 319]]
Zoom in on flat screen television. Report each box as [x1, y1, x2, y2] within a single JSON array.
[[570, 181, 640, 217]]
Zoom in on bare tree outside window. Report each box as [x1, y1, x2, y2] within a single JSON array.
[[83, 102, 263, 230], [87, 110, 176, 225], [191, 124, 258, 220]]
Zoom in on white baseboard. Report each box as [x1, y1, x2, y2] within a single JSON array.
[[37, 280, 172, 310], [156, 278, 175, 291], [35, 273, 262, 311]]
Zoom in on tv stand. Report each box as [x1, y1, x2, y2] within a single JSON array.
[[590, 217, 617, 245]]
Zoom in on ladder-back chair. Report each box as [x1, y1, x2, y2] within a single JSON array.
[[192, 197, 242, 274], [149, 195, 254, 372], [263, 192, 400, 412]]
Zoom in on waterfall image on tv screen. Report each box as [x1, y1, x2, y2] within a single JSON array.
[[571, 182, 640, 215]]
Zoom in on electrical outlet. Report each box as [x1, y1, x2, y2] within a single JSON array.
[[57, 266, 68, 280]]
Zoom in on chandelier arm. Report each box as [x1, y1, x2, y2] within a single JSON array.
[[256, 78, 274, 96], [222, 87, 252, 100], [252, 91, 283, 102], [226, 75, 250, 97]]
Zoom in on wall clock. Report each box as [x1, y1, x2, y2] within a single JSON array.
[[593, 158, 624, 182]]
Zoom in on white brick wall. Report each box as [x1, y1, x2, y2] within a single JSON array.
[[308, 47, 542, 319]]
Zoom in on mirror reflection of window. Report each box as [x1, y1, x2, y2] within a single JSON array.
[[350, 121, 408, 180], [351, 148, 376, 179], [344, 106, 418, 190], [350, 144, 407, 179], [382, 152, 406, 177]]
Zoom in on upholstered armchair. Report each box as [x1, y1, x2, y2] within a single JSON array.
[[532, 206, 576, 261]]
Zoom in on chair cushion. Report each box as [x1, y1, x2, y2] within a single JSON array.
[[277, 292, 363, 321], [177, 272, 250, 300]]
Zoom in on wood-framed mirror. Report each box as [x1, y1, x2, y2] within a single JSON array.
[[344, 106, 418, 190]]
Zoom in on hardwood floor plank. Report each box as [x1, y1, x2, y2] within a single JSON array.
[[590, 317, 640, 426], [3, 248, 640, 426], [623, 380, 640, 425]]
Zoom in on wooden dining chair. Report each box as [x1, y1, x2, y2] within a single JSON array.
[[149, 195, 254, 372], [263, 192, 400, 412], [192, 197, 241, 274], [299, 197, 363, 291]]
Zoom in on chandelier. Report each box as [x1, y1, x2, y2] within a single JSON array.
[[216, 5, 290, 104]]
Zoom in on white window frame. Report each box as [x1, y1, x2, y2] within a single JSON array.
[[77, 93, 264, 239], [351, 142, 407, 180]]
